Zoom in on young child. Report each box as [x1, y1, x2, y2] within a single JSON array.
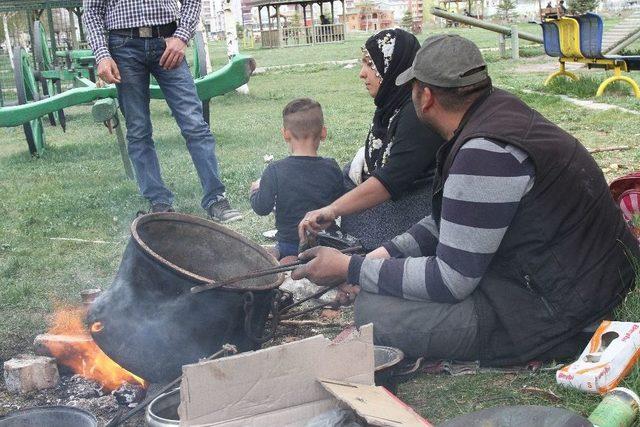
[[250, 98, 344, 261]]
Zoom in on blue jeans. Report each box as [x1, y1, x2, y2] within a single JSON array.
[[276, 241, 299, 259], [109, 34, 225, 209]]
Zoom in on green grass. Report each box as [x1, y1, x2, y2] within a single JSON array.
[[1, 23, 640, 423]]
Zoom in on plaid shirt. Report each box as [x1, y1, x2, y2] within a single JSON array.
[[82, 0, 200, 63]]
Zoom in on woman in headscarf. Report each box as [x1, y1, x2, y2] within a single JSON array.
[[299, 29, 444, 250]]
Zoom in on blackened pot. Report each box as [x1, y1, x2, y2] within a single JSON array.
[[87, 213, 284, 383]]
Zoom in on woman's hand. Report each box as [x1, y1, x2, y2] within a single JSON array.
[[298, 205, 337, 242], [348, 147, 366, 185]]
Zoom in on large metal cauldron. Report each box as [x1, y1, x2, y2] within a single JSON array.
[[87, 213, 284, 383]]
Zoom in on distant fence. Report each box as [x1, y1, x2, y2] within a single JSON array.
[[261, 23, 345, 48], [0, 51, 16, 106]]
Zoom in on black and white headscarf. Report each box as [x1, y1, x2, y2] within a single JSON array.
[[362, 29, 420, 173]]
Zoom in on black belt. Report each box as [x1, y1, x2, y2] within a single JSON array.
[[110, 22, 177, 38]]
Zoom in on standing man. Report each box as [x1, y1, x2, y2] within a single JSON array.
[[83, 0, 242, 222], [295, 35, 639, 366]]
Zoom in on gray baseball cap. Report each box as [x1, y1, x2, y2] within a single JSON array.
[[396, 34, 488, 88]]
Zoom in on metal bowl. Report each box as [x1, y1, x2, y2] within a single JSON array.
[[374, 345, 404, 393], [146, 388, 180, 427], [0, 406, 97, 427]]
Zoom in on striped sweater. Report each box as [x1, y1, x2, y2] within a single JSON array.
[[347, 138, 535, 303]]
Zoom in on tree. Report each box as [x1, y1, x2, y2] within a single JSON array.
[[401, 10, 413, 30], [569, 0, 598, 14], [0, 12, 25, 49], [497, 0, 517, 20]]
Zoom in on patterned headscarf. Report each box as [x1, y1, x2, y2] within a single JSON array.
[[362, 29, 421, 173]]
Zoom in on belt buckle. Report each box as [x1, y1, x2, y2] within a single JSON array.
[[139, 27, 152, 38]]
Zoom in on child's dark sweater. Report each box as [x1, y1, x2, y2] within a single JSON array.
[[250, 156, 344, 244]]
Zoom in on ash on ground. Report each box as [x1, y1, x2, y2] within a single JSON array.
[[0, 374, 147, 426]]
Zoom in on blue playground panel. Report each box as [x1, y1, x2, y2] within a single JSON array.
[[577, 13, 603, 58], [541, 21, 562, 57], [542, 13, 640, 68]]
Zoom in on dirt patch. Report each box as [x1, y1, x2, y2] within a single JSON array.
[[514, 56, 584, 74]]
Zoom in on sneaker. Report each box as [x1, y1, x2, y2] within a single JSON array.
[[207, 198, 242, 223], [150, 202, 175, 213]]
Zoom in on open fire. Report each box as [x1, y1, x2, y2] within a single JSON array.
[[43, 305, 147, 392]]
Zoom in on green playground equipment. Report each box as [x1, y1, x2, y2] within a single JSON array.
[[1, 18, 256, 177]]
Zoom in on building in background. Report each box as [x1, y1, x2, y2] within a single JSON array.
[[346, 5, 394, 30], [202, 0, 244, 36]]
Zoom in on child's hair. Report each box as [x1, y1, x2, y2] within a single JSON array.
[[282, 98, 324, 140]]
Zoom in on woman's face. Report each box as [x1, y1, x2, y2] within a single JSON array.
[[359, 58, 381, 98]]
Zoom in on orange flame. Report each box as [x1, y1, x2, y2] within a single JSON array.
[[44, 306, 147, 391]]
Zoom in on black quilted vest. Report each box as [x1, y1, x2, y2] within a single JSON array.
[[431, 88, 639, 365]]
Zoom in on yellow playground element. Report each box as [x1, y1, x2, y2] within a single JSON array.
[[541, 13, 640, 98]]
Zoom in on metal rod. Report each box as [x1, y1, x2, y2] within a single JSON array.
[[113, 111, 134, 180], [606, 29, 640, 55], [190, 245, 363, 294], [430, 8, 543, 44], [279, 281, 343, 319], [281, 301, 334, 319], [104, 345, 238, 427], [46, 7, 56, 55]]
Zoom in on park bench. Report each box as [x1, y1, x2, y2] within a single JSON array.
[[541, 12, 640, 98]]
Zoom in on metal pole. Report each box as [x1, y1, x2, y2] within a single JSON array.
[[113, 113, 135, 180], [46, 7, 57, 54], [430, 8, 543, 44], [26, 11, 35, 54], [511, 25, 519, 59], [74, 8, 85, 43], [67, 8, 78, 49], [606, 29, 640, 55]]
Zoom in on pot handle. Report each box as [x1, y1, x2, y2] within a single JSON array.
[[243, 290, 280, 344]]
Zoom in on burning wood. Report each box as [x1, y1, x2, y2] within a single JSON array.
[[39, 305, 147, 393], [112, 382, 147, 407]]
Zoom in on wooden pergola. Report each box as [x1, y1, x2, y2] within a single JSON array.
[[247, 0, 347, 48]]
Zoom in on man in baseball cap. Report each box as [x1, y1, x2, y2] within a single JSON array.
[[293, 35, 637, 367]]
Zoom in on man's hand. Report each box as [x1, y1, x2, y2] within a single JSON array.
[[160, 37, 187, 70], [250, 179, 260, 194], [97, 58, 121, 84], [291, 246, 350, 286], [335, 283, 361, 306], [298, 205, 337, 242]]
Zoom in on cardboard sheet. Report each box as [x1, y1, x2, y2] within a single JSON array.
[[319, 379, 433, 426], [179, 324, 375, 426]]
